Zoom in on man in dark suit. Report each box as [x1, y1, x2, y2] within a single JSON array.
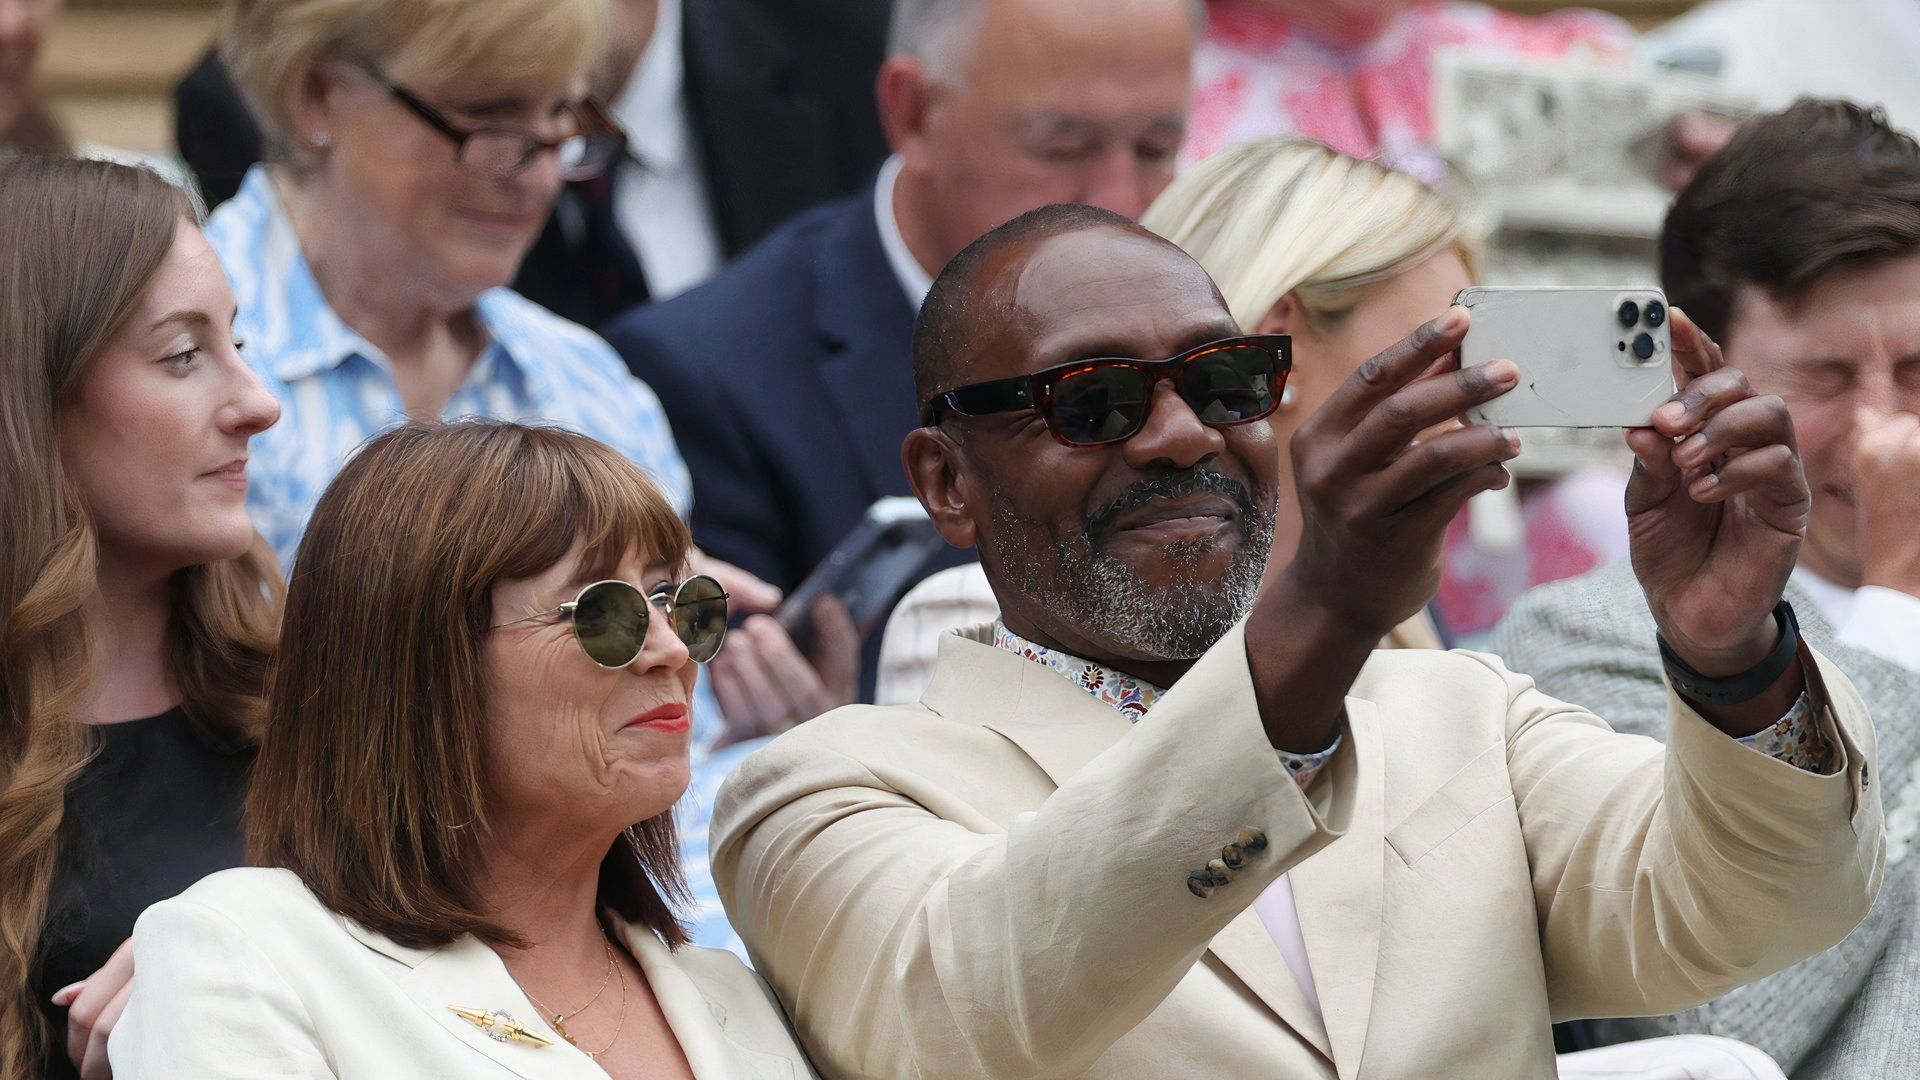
[[172, 0, 891, 326], [605, 0, 1200, 722]]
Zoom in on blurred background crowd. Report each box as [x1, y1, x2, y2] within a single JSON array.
[[18, 0, 1918, 654], [5, 0, 1920, 1077]]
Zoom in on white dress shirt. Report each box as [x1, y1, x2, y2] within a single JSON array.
[[874, 154, 934, 309], [610, 0, 726, 301], [1790, 565, 1920, 672]]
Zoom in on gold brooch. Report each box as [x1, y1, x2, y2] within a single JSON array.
[[450, 1006, 555, 1048]]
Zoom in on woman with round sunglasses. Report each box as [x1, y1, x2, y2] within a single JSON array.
[[111, 421, 814, 1078]]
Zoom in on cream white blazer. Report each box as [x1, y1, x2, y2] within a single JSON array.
[[711, 620, 1883, 1079], [109, 867, 815, 1079]]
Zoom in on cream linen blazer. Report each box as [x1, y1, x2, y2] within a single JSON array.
[[109, 867, 816, 1079], [711, 620, 1883, 1080]]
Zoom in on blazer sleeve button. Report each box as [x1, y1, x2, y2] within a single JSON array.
[[1206, 859, 1232, 886], [1187, 871, 1216, 898], [1238, 826, 1269, 853], [1220, 844, 1245, 869]]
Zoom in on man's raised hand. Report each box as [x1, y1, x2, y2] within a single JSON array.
[[1280, 306, 1520, 639], [1248, 308, 1518, 753], [1624, 307, 1810, 680]]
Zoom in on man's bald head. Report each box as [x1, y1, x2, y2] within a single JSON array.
[[889, 0, 1205, 81], [912, 203, 1223, 408], [899, 204, 1274, 670], [878, 0, 1197, 278]]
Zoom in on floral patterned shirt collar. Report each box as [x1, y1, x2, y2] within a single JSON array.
[[988, 621, 1341, 791], [992, 623, 1163, 721]]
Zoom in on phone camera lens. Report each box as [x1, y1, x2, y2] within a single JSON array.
[[1617, 300, 1640, 328], [1632, 332, 1656, 360], [1643, 299, 1667, 327]]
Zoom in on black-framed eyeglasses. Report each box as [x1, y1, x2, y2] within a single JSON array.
[[367, 66, 625, 182], [920, 334, 1293, 447], [493, 576, 730, 667]]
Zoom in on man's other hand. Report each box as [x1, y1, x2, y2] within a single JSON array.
[[1625, 308, 1810, 728], [1856, 407, 1920, 598]]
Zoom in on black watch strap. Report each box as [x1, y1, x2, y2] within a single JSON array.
[[1658, 599, 1801, 708]]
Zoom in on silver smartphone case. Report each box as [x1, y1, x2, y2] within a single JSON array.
[[1458, 286, 1676, 428]]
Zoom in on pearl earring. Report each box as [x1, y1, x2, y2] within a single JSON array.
[[310, 131, 331, 149]]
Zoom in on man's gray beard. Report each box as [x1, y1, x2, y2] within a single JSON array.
[[991, 498, 1275, 662]]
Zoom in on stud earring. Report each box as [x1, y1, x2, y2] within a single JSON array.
[[310, 131, 331, 149]]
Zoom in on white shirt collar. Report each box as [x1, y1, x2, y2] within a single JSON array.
[[611, 0, 691, 173], [874, 155, 935, 309], [1790, 563, 1920, 672]]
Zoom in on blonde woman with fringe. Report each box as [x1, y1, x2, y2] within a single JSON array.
[[875, 136, 1475, 701], [0, 156, 282, 1080], [1140, 135, 1478, 650]]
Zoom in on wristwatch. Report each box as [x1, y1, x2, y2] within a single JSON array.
[[1657, 599, 1801, 708]]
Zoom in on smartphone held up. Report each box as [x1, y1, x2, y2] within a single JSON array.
[[1457, 286, 1677, 428]]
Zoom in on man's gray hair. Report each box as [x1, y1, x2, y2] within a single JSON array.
[[887, 0, 984, 76], [888, 0, 1205, 79]]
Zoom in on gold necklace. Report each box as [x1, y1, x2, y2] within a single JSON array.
[[524, 951, 628, 1059], [571, 954, 629, 1060], [518, 929, 615, 1044]]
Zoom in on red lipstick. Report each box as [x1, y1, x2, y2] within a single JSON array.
[[626, 703, 690, 734]]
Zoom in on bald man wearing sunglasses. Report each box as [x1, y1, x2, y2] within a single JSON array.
[[708, 204, 1884, 1079]]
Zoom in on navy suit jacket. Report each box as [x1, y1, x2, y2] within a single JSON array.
[[605, 185, 931, 596]]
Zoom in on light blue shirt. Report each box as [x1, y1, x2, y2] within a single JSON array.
[[209, 166, 743, 949], [206, 167, 694, 570]]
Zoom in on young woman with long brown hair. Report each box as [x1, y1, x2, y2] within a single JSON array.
[[0, 156, 281, 1080]]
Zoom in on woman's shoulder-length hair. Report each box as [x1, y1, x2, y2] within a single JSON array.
[[246, 419, 693, 950]]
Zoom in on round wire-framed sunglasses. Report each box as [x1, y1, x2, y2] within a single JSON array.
[[494, 576, 730, 667]]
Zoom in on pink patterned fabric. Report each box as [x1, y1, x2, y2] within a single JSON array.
[[1188, 1, 1635, 182], [1436, 470, 1634, 641]]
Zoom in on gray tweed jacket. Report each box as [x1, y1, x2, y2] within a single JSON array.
[[1492, 560, 1918, 1078]]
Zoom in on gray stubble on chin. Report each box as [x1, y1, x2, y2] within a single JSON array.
[[989, 495, 1275, 662]]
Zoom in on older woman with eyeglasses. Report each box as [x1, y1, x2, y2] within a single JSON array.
[[211, 0, 859, 958], [110, 421, 816, 1078], [208, 0, 685, 571]]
